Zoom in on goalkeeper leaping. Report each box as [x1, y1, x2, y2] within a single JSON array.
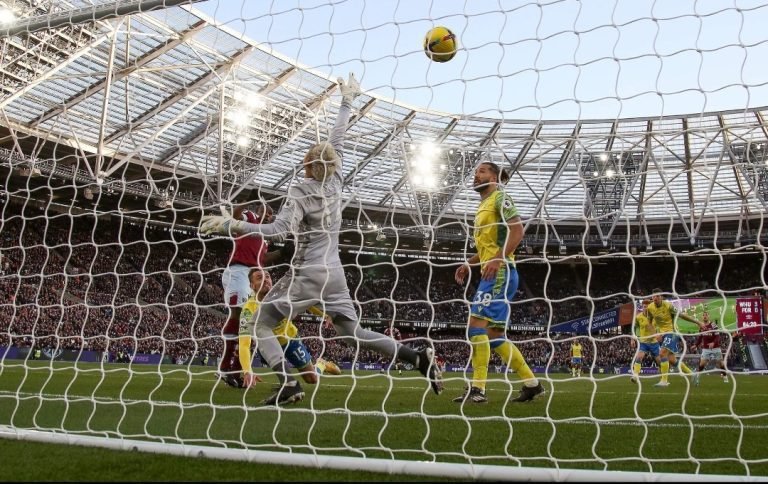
[[201, 74, 443, 405]]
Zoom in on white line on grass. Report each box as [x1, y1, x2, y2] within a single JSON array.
[[1, 390, 767, 431], [4, 366, 768, 398]]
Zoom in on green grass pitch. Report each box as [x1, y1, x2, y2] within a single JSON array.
[[1, 361, 767, 480], [677, 297, 739, 334]]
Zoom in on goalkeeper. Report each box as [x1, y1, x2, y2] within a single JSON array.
[[201, 73, 442, 405], [238, 268, 341, 389]]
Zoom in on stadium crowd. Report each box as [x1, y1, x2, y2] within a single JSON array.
[[0, 213, 763, 371]]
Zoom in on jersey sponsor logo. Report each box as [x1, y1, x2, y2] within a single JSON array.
[[241, 306, 253, 323]]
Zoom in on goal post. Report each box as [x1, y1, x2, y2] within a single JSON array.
[[1, 0, 768, 481]]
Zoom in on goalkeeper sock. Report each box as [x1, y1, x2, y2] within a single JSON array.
[[632, 361, 641, 377], [469, 327, 490, 392], [679, 362, 693, 375], [490, 338, 538, 387], [660, 358, 669, 383], [272, 362, 297, 386]]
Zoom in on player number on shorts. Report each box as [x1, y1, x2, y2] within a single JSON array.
[[474, 291, 493, 307], [292, 346, 307, 361]]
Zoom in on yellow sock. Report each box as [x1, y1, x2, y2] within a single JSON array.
[[495, 341, 537, 386], [632, 362, 641, 377], [679, 362, 693, 375], [470, 333, 490, 391], [660, 360, 670, 383]]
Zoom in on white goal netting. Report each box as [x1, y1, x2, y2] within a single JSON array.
[[1, 0, 768, 480]]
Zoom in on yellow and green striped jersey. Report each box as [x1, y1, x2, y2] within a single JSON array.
[[571, 343, 582, 358], [474, 189, 519, 268], [635, 312, 657, 343], [646, 300, 677, 334]]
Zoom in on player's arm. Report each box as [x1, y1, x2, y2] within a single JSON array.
[[328, 74, 360, 169], [201, 189, 305, 241], [456, 253, 479, 284], [677, 311, 705, 329], [237, 318, 263, 388], [262, 250, 283, 266], [481, 194, 523, 281]]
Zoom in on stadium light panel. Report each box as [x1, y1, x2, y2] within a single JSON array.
[[245, 95, 266, 111], [227, 109, 250, 127], [420, 142, 439, 159]]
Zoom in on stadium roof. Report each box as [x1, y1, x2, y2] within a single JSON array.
[[1, 2, 767, 243]]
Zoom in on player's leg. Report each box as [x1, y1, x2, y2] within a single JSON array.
[[321, 266, 442, 395], [715, 350, 728, 381], [675, 341, 693, 376], [219, 266, 248, 387], [255, 303, 306, 405], [677, 359, 693, 375], [316, 358, 341, 376], [256, 275, 313, 405], [331, 313, 441, 394], [488, 325, 541, 401], [283, 339, 318, 384], [462, 316, 491, 403], [465, 267, 510, 403], [698, 349, 708, 372], [657, 342, 671, 387], [632, 349, 647, 382]]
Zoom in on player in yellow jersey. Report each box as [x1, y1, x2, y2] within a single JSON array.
[[630, 300, 661, 383], [647, 288, 705, 387], [570, 340, 583, 378], [238, 268, 341, 391], [453, 162, 543, 404]]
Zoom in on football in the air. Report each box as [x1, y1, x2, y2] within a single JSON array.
[[424, 26, 458, 63]]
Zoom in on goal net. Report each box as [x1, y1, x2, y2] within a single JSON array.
[[1, 0, 767, 480]]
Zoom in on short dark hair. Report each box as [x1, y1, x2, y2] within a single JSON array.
[[652, 288, 663, 295], [480, 161, 510, 185], [249, 268, 264, 280]]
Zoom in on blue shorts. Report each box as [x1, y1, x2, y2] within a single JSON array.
[[258, 340, 313, 369], [571, 357, 582, 365], [284, 339, 313, 369], [660, 333, 681, 353], [470, 265, 519, 330], [638, 342, 660, 358]]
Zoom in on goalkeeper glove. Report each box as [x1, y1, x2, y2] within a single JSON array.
[[338, 73, 361, 104], [280, 239, 296, 259], [199, 206, 242, 236]]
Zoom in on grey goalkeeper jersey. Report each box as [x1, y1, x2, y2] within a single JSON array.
[[235, 100, 351, 269]]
